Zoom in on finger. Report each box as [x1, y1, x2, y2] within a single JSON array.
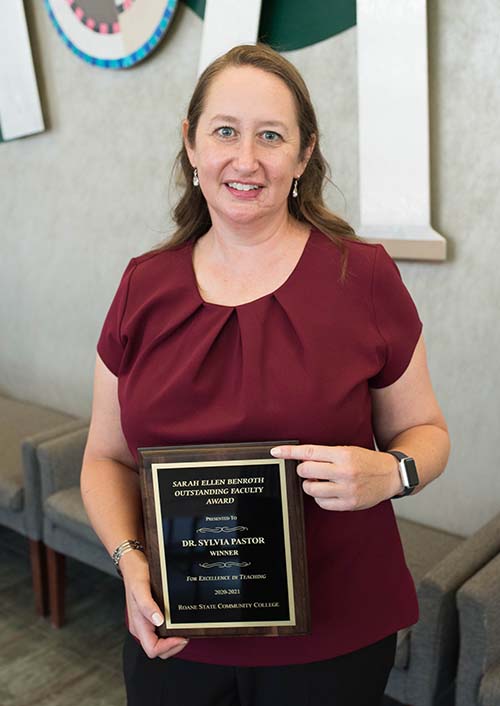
[[302, 479, 345, 499], [296, 461, 338, 481], [128, 604, 166, 658], [137, 623, 187, 659], [131, 616, 162, 658], [315, 496, 358, 512], [131, 585, 165, 628], [158, 639, 190, 660], [270, 444, 344, 463]]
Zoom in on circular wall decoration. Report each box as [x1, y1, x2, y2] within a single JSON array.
[[44, 0, 178, 68]]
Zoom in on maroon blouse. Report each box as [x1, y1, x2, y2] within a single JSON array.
[[97, 228, 421, 666]]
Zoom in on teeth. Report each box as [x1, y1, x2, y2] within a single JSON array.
[[227, 182, 260, 191]]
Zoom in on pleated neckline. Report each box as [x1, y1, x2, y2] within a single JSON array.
[[187, 228, 314, 310]]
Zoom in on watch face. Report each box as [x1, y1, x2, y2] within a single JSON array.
[[403, 458, 419, 487]]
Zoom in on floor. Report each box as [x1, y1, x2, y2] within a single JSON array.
[[0, 527, 125, 706], [0, 526, 403, 705]]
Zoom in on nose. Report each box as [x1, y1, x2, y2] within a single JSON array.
[[233, 136, 259, 174]]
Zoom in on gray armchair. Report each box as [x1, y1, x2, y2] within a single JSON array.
[[456, 549, 500, 706], [0, 394, 83, 615], [386, 512, 500, 706], [36, 425, 118, 626]]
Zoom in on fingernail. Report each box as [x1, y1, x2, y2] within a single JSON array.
[[270, 447, 281, 457], [152, 612, 164, 626]]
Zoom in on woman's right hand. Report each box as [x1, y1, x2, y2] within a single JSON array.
[[119, 549, 189, 660]]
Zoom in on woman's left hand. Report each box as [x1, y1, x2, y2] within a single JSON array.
[[270, 444, 402, 511]]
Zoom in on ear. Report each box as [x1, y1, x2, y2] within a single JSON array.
[[298, 134, 316, 176], [182, 119, 196, 167]]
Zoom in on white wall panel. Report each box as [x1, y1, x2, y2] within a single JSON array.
[[198, 0, 262, 75], [0, 0, 44, 140], [357, 0, 446, 259]]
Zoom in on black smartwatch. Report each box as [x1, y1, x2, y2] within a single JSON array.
[[387, 450, 419, 498]]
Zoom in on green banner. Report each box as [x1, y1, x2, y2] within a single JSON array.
[[182, 0, 356, 51]]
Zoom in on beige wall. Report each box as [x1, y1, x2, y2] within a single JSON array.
[[1, 2, 499, 535]]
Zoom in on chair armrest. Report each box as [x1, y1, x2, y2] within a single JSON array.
[[37, 427, 90, 502], [21, 420, 88, 539], [425, 511, 500, 592], [480, 660, 500, 706], [407, 512, 500, 705], [456, 553, 500, 706]]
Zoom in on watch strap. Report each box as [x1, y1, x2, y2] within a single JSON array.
[[393, 485, 415, 498], [387, 450, 418, 498], [387, 450, 407, 462]]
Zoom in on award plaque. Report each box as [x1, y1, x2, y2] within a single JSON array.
[[138, 441, 310, 638]]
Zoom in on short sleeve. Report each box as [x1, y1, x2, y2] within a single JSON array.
[[96, 259, 136, 376], [369, 245, 423, 388]]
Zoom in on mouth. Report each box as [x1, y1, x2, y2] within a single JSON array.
[[226, 181, 262, 192]]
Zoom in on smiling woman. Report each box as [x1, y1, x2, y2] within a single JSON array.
[[168, 45, 355, 254], [81, 43, 450, 706], [183, 65, 310, 255]]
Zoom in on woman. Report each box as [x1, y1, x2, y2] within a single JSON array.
[[81, 44, 450, 705]]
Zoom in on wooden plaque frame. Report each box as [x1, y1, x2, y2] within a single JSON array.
[[138, 441, 310, 638]]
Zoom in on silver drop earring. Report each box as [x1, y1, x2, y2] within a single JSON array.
[[292, 178, 299, 198], [192, 167, 199, 187]]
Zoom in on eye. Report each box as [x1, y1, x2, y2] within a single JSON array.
[[216, 126, 236, 138], [261, 130, 281, 142]]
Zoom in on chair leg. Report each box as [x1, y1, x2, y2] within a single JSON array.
[[46, 547, 66, 628], [29, 539, 49, 617]]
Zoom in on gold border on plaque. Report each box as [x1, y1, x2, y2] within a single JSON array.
[[151, 458, 296, 630]]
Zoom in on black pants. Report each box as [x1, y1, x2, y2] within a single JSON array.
[[123, 632, 397, 706]]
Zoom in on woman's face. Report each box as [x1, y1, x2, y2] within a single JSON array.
[[184, 66, 313, 228]]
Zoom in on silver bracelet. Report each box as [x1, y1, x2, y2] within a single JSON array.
[[112, 539, 145, 577]]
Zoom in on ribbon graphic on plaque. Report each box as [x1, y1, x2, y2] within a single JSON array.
[[139, 441, 310, 638]]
